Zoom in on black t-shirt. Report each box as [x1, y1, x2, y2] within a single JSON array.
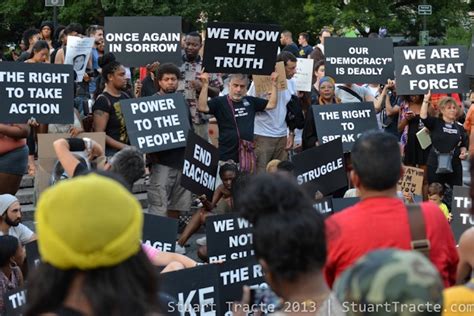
[[283, 43, 300, 57], [207, 96, 267, 162], [421, 116, 468, 167], [92, 92, 130, 153], [298, 45, 313, 58]]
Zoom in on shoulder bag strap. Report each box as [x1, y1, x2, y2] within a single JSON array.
[[406, 204, 430, 257], [337, 85, 363, 102], [226, 95, 241, 141]]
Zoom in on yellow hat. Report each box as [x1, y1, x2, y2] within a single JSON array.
[[35, 173, 143, 270]]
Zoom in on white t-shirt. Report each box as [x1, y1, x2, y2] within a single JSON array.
[[249, 79, 296, 138], [0, 224, 34, 245], [335, 84, 371, 103]]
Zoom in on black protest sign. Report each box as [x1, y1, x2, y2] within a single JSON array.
[[104, 16, 182, 67], [25, 240, 41, 273], [206, 213, 254, 263], [218, 257, 267, 315], [160, 264, 221, 315], [332, 197, 360, 212], [4, 287, 27, 316], [467, 35, 474, 76], [0, 62, 74, 124], [313, 196, 334, 218], [451, 186, 473, 242], [121, 94, 191, 153], [181, 131, 219, 199], [203, 22, 280, 75], [394, 46, 469, 95], [142, 213, 178, 252], [313, 102, 378, 152], [325, 38, 394, 84], [294, 138, 347, 196]]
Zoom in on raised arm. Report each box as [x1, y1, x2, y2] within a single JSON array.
[[198, 72, 210, 113], [420, 90, 431, 119], [53, 138, 103, 177]]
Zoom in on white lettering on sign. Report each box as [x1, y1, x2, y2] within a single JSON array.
[[220, 267, 249, 285], [193, 144, 211, 166], [8, 290, 26, 309], [9, 103, 59, 115], [214, 57, 264, 69], [213, 219, 234, 232], [460, 213, 474, 225], [183, 160, 216, 191], [454, 196, 472, 209], [177, 287, 216, 316], [136, 130, 185, 149], [130, 99, 176, 114], [297, 158, 344, 185], [228, 233, 253, 248], [143, 240, 173, 252]]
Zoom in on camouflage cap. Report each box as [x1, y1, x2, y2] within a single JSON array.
[[334, 249, 443, 316]]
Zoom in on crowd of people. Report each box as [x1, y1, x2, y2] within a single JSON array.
[[0, 19, 473, 315]]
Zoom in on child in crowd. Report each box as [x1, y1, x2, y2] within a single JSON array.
[[177, 163, 238, 249], [428, 182, 452, 222]]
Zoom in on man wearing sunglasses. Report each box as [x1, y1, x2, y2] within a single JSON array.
[[0, 194, 36, 245]]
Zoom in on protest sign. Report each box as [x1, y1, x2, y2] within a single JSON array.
[[313, 196, 334, 217], [142, 213, 178, 252], [203, 22, 280, 75], [160, 264, 221, 315], [218, 257, 269, 315], [4, 287, 27, 316], [397, 166, 424, 196], [206, 213, 254, 263], [0, 62, 74, 124], [313, 102, 378, 152], [467, 35, 474, 76], [25, 240, 41, 273], [181, 131, 219, 200], [120, 94, 191, 153], [36, 132, 106, 197], [394, 46, 469, 95], [64, 36, 94, 82], [451, 186, 473, 243], [293, 58, 314, 92], [325, 38, 394, 84], [332, 197, 360, 212], [252, 61, 287, 95], [104, 16, 182, 67], [294, 138, 347, 196]]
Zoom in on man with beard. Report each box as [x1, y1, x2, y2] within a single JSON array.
[[146, 64, 192, 253], [177, 31, 223, 140], [0, 194, 36, 245]]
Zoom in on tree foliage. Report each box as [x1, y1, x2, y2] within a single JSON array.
[[0, 0, 471, 49]]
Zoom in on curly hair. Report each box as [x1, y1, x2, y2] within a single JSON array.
[[236, 174, 326, 282]]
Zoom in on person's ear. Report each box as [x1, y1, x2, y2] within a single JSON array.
[[350, 170, 360, 189]]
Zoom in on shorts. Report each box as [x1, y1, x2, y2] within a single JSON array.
[[147, 163, 192, 216], [0, 145, 28, 175]]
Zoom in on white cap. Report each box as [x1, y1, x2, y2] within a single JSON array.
[[0, 194, 18, 215]]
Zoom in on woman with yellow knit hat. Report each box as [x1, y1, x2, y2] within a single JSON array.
[[24, 173, 162, 315]]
